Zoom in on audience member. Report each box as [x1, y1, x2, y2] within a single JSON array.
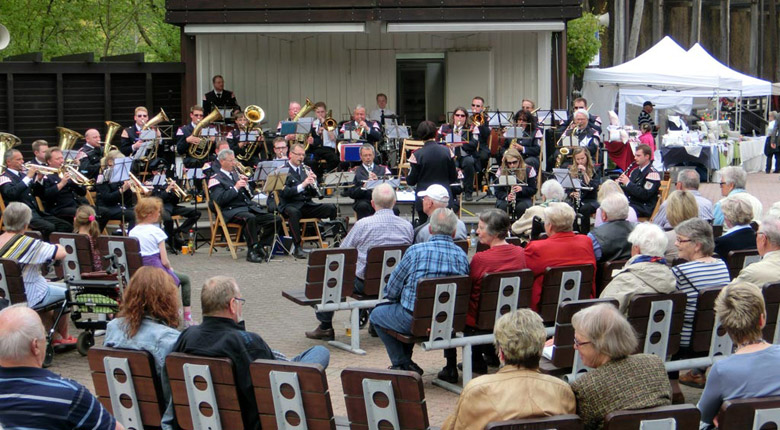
[[714, 195, 757, 260], [442, 309, 575, 430], [173, 276, 330, 430], [713, 166, 762, 227], [697, 282, 780, 428], [594, 180, 638, 227], [730, 215, 780, 287], [305, 184, 413, 340], [73, 205, 103, 271], [570, 303, 672, 430], [600, 223, 675, 314], [414, 184, 467, 243], [653, 169, 713, 228], [105, 267, 181, 430], [672, 218, 731, 388], [524, 203, 596, 311], [0, 202, 73, 345], [511, 179, 565, 237], [440, 209, 526, 382], [588, 193, 635, 262], [0, 305, 123, 430], [370, 208, 469, 374], [663, 190, 700, 262]]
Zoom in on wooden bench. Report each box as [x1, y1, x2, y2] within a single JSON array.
[[726, 249, 761, 280], [97, 235, 144, 288], [341, 367, 429, 430], [627, 292, 687, 359], [250, 359, 336, 430], [717, 396, 780, 430], [472, 270, 535, 332], [165, 353, 242, 430], [486, 415, 583, 430], [281, 248, 358, 307], [454, 239, 469, 254], [595, 259, 628, 296], [539, 264, 595, 325], [603, 404, 700, 429], [88, 346, 166, 430], [51, 232, 116, 281]]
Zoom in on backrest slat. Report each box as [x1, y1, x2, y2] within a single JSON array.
[[341, 368, 428, 430]]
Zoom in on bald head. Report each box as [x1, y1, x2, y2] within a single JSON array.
[[0, 305, 46, 366], [371, 183, 396, 210], [84, 129, 101, 147]]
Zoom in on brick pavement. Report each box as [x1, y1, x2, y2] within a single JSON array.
[[47, 172, 779, 426]]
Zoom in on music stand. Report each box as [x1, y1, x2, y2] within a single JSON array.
[[262, 168, 290, 262], [487, 111, 512, 128], [384, 125, 410, 167], [110, 157, 133, 232], [323, 171, 355, 218]]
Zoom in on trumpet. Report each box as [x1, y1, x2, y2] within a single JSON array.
[[23, 163, 61, 175], [166, 178, 192, 202], [323, 110, 338, 132], [128, 172, 150, 195], [64, 165, 95, 188]]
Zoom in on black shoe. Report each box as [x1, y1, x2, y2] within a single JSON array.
[[168, 242, 179, 255], [389, 362, 424, 376], [305, 325, 335, 341], [464, 192, 473, 202], [246, 250, 264, 263], [437, 366, 459, 383], [368, 323, 378, 337], [457, 360, 488, 375], [292, 246, 307, 259], [255, 246, 269, 261], [484, 353, 501, 368]]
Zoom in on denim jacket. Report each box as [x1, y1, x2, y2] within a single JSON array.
[[105, 317, 180, 430]]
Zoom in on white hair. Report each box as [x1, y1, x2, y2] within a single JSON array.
[[0, 305, 46, 362], [719, 166, 747, 189], [430, 208, 458, 236], [628, 223, 668, 257], [541, 180, 565, 201], [599, 193, 630, 221], [574, 108, 589, 120]]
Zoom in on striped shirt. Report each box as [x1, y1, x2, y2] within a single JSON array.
[[340, 209, 413, 279], [672, 259, 731, 347], [0, 366, 116, 430], [0, 234, 57, 307]]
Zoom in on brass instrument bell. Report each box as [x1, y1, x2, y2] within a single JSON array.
[[189, 108, 223, 160]]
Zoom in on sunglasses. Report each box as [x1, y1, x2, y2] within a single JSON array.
[[454, 114, 466, 117]]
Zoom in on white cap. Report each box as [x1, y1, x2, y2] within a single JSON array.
[[417, 184, 449, 203]]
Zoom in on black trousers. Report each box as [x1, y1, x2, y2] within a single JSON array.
[[29, 212, 72, 242], [231, 210, 280, 248], [162, 205, 201, 239], [283, 201, 337, 245], [459, 155, 479, 194], [99, 206, 136, 231], [496, 198, 532, 220], [766, 152, 780, 173], [576, 199, 599, 234]]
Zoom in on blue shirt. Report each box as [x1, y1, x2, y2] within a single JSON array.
[[0, 366, 117, 430], [383, 234, 470, 312], [340, 209, 414, 279]]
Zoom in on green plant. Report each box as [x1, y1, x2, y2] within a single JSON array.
[[567, 12, 604, 78]]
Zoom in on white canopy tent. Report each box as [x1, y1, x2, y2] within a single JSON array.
[[687, 44, 772, 97]]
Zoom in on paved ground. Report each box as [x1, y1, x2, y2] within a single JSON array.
[[47, 172, 780, 426]]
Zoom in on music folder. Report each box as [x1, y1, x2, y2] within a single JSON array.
[[280, 122, 297, 135], [503, 127, 528, 139], [186, 168, 205, 180], [385, 125, 410, 139], [364, 178, 400, 190], [553, 168, 582, 189], [445, 132, 463, 145], [488, 111, 512, 128], [255, 160, 286, 182]]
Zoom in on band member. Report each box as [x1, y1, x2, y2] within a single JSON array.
[[278, 143, 338, 259], [0, 149, 72, 240], [147, 159, 201, 251], [369, 93, 396, 125], [30, 140, 49, 166], [119, 106, 161, 159], [339, 105, 382, 145], [567, 147, 600, 233], [557, 97, 602, 133], [202, 75, 239, 114], [95, 150, 137, 230], [203, 141, 231, 178], [272, 137, 289, 161], [407, 121, 459, 223], [521, 99, 536, 113], [277, 101, 306, 143], [306, 102, 340, 177], [228, 112, 264, 167], [41, 147, 88, 222], [470, 96, 491, 169], [437, 107, 480, 201], [505, 110, 542, 170], [492, 148, 537, 220], [561, 109, 601, 159], [77, 129, 104, 179], [176, 105, 215, 170], [348, 144, 394, 220], [617, 144, 661, 218], [208, 149, 281, 263]]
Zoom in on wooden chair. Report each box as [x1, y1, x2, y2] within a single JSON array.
[[688, 285, 729, 355], [398, 139, 425, 183], [250, 360, 336, 430], [538, 264, 595, 325], [341, 367, 429, 430], [717, 396, 780, 430], [472, 269, 535, 331], [165, 353, 242, 430], [281, 248, 358, 307], [725, 248, 761, 280], [273, 192, 324, 249], [88, 346, 166, 430], [50, 232, 118, 281], [595, 259, 628, 296], [763, 282, 780, 344], [361, 244, 411, 298], [712, 224, 724, 238], [454, 239, 469, 254], [96, 235, 143, 287], [486, 416, 583, 430], [627, 292, 687, 359], [87, 191, 126, 236], [203, 179, 247, 259], [603, 404, 701, 429], [475, 237, 523, 254], [0, 193, 5, 229]]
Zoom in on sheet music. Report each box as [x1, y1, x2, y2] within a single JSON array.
[[236, 131, 260, 142], [488, 111, 512, 127], [110, 157, 133, 183], [62, 150, 79, 162], [553, 168, 582, 189], [364, 178, 400, 190], [445, 132, 463, 144], [185, 168, 205, 179], [503, 127, 528, 139], [296, 118, 314, 134]]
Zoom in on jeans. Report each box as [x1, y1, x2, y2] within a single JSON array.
[[288, 345, 330, 369], [174, 271, 191, 307], [369, 302, 414, 366], [316, 278, 365, 324]]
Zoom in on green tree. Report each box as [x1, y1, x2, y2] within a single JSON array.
[[0, 0, 179, 62], [567, 12, 604, 78]]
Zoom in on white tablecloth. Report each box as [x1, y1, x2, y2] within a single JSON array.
[[739, 136, 767, 173]]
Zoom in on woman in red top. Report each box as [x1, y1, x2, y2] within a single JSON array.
[[439, 209, 527, 383]]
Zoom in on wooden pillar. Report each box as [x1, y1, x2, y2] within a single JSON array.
[[750, 0, 760, 75], [720, 0, 731, 65], [691, 0, 702, 44], [652, 0, 664, 43], [180, 28, 198, 122]]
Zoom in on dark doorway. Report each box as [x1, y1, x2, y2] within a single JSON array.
[[397, 58, 445, 138]]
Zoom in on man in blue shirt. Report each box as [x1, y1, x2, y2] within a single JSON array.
[[0, 305, 122, 430], [369, 207, 470, 374]]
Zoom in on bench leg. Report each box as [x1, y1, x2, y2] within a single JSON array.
[[462, 343, 473, 386], [328, 307, 367, 355], [432, 377, 463, 395]]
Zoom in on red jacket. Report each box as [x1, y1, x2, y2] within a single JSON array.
[[524, 231, 597, 311], [467, 244, 527, 327]]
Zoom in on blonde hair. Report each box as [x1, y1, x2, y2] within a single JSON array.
[[501, 148, 527, 182], [572, 303, 638, 360], [666, 190, 699, 227], [134, 197, 163, 222], [543, 202, 575, 233], [73, 205, 100, 240], [715, 282, 766, 344], [101, 149, 123, 168], [494, 309, 546, 368], [597, 179, 625, 203]]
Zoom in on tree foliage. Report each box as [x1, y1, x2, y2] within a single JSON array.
[[567, 12, 604, 78], [0, 0, 179, 62]]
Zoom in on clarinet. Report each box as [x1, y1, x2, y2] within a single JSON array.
[[619, 162, 639, 187], [302, 164, 325, 200]]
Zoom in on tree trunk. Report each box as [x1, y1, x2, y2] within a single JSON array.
[[613, 0, 626, 65], [652, 0, 664, 43], [720, 0, 731, 65], [770, 0, 779, 81], [750, 0, 760, 76], [691, 0, 702, 44], [627, 0, 645, 60]]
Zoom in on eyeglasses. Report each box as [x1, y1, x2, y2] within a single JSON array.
[[471, 104, 482, 107], [573, 338, 591, 348], [233, 297, 246, 305], [454, 114, 466, 117], [506, 160, 520, 165], [193, 114, 204, 117], [675, 238, 692, 244], [290, 152, 305, 157], [137, 114, 148, 117]]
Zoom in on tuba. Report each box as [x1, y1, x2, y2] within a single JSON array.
[[0, 132, 21, 173], [56, 127, 84, 152], [292, 98, 315, 122], [100, 121, 123, 167], [323, 110, 338, 132], [237, 105, 264, 162], [140, 108, 169, 162], [189, 108, 222, 160]]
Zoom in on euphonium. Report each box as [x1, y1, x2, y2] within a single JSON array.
[[238, 105, 264, 162], [190, 108, 223, 160], [555, 147, 570, 168], [56, 127, 84, 152], [0, 132, 21, 173], [140, 108, 169, 162], [167, 178, 192, 202]]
